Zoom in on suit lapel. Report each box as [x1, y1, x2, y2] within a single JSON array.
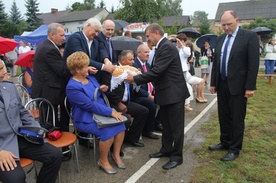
[[229, 29, 243, 62], [80, 32, 90, 55], [0, 84, 10, 110]]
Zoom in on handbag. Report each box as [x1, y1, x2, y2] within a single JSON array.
[[40, 123, 62, 141], [93, 88, 128, 129], [200, 56, 208, 69], [19, 126, 47, 145]]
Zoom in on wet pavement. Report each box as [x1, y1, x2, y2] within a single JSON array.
[[13, 58, 267, 182], [8, 66, 219, 183]]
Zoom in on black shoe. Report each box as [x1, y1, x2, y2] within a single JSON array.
[[221, 152, 239, 161], [155, 124, 163, 132], [162, 160, 182, 170], [142, 132, 159, 139], [208, 143, 228, 151], [149, 152, 170, 158], [128, 141, 145, 147], [120, 151, 124, 157]]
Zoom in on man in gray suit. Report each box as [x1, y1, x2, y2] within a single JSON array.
[[0, 61, 62, 183]]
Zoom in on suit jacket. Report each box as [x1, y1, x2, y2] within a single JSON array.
[[133, 57, 153, 97], [32, 39, 70, 105], [95, 32, 117, 63], [133, 38, 189, 106], [63, 31, 103, 70], [0, 81, 40, 158], [211, 28, 259, 95]]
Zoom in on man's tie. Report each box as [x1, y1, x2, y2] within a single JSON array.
[[221, 35, 232, 80], [107, 39, 113, 61], [125, 82, 130, 104], [142, 64, 154, 94]]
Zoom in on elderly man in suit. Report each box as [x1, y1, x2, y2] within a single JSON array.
[[209, 10, 259, 161], [125, 23, 189, 170], [132, 44, 160, 139], [63, 17, 115, 83], [32, 23, 71, 131], [0, 61, 62, 183]]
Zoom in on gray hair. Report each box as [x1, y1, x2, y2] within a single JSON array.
[[83, 18, 101, 29], [48, 23, 64, 35], [118, 50, 133, 61], [145, 23, 164, 36]]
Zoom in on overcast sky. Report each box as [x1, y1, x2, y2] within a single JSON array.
[[3, 0, 246, 19]]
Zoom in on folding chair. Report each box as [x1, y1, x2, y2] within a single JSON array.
[[64, 96, 98, 165], [25, 98, 80, 182]]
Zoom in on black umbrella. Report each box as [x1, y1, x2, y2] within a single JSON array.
[[196, 34, 218, 48], [111, 36, 143, 51], [113, 20, 130, 30], [177, 27, 201, 38], [252, 27, 273, 35]]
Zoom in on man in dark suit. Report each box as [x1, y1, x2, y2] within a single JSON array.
[[63, 17, 115, 83], [125, 23, 189, 170], [209, 10, 259, 161], [133, 44, 160, 139], [107, 50, 148, 147], [32, 23, 71, 131]]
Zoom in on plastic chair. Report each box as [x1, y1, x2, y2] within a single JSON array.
[[64, 96, 98, 165], [25, 98, 80, 182], [15, 84, 30, 106]]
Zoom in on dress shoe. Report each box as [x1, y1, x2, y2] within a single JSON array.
[[196, 98, 205, 103], [111, 155, 126, 169], [142, 132, 159, 139], [62, 152, 72, 161], [208, 143, 228, 151], [97, 161, 117, 174], [120, 151, 124, 157], [221, 152, 239, 161], [162, 160, 183, 170], [149, 152, 170, 158], [128, 141, 145, 147], [155, 124, 163, 132]]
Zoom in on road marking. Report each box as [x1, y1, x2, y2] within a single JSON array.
[[125, 97, 217, 183]]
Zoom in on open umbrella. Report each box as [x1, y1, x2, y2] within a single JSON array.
[[113, 20, 130, 30], [196, 34, 218, 48], [14, 50, 35, 68], [0, 36, 18, 54], [177, 27, 201, 38], [111, 36, 143, 51], [252, 27, 273, 35]]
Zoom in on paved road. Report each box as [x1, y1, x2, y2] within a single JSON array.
[[11, 67, 216, 183]]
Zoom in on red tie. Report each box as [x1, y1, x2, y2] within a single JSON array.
[[142, 64, 154, 94]]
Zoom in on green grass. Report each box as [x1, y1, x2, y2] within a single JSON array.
[[191, 78, 276, 183]]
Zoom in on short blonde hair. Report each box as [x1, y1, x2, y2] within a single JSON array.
[[66, 51, 89, 75]]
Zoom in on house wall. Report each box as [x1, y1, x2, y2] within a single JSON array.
[[61, 10, 109, 34]]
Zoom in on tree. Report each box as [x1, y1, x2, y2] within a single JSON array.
[[192, 11, 211, 35], [97, 0, 106, 9], [115, 0, 183, 23], [9, 0, 24, 24], [0, 0, 8, 25], [71, 2, 82, 11], [25, 0, 43, 31]]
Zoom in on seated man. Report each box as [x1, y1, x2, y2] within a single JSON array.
[[106, 50, 148, 147], [133, 44, 161, 139], [0, 60, 62, 183]]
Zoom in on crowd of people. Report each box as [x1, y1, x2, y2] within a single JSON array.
[[0, 9, 262, 182]]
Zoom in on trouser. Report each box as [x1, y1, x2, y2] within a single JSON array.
[[0, 136, 62, 183]]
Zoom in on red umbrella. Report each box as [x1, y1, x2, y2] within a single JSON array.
[[0, 36, 18, 54], [14, 50, 35, 68]]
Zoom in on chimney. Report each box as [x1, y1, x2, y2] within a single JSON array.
[[51, 8, 58, 13]]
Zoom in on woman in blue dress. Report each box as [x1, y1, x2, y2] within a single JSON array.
[[66, 51, 126, 174]]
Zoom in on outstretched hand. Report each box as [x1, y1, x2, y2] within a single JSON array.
[[124, 72, 134, 83]]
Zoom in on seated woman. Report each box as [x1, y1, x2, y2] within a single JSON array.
[[66, 51, 126, 174], [24, 58, 34, 95]]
